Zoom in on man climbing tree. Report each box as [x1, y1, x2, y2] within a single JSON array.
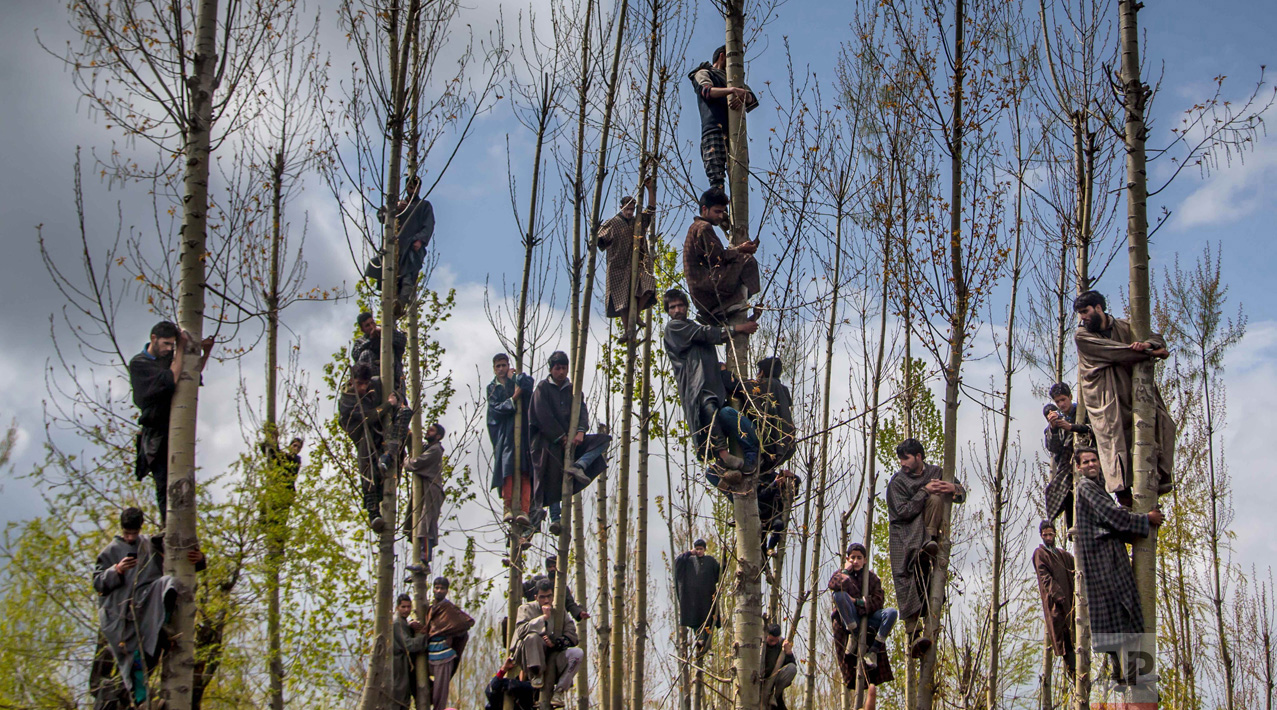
[[487, 353, 535, 531], [597, 178, 658, 342], [1042, 382, 1092, 525], [1074, 290, 1175, 505], [887, 438, 966, 659], [353, 312, 409, 395], [509, 578, 584, 706], [687, 45, 758, 190], [128, 321, 214, 525], [661, 288, 760, 489], [404, 423, 445, 572], [1072, 446, 1162, 686], [1033, 520, 1076, 680], [682, 188, 760, 330], [93, 507, 207, 708], [338, 362, 412, 532]]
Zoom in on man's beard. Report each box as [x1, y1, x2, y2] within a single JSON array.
[[1044, 539, 1056, 549], [1084, 312, 1105, 333]]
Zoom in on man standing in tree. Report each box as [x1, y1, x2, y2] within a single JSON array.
[[487, 353, 535, 529], [1042, 382, 1092, 524], [1032, 520, 1076, 678], [1072, 446, 1162, 686], [662, 288, 760, 488], [509, 578, 584, 705], [687, 45, 758, 190], [760, 624, 798, 710], [352, 311, 408, 394], [597, 178, 658, 342], [419, 577, 474, 710], [682, 188, 760, 325], [93, 507, 206, 708], [529, 351, 611, 535], [887, 438, 965, 659], [673, 538, 722, 652], [338, 362, 412, 532], [260, 436, 304, 550], [129, 321, 214, 523], [405, 423, 446, 572], [522, 555, 590, 622], [1074, 290, 1175, 503], [392, 593, 429, 709], [394, 175, 436, 316], [830, 543, 897, 673]]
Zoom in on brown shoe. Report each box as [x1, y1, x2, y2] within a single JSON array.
[[910, 635, 932, 659]]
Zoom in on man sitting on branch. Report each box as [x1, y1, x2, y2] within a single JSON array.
[[682, 188, 759, 327]]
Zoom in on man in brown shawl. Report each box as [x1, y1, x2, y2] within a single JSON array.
[[419, 577, 474, 709], [682, 187, 759, 324], [1032, 519, 1076, 678], [886, 438, 965, 659], [598, 177, 658, 341], [404, 423, 445, 572], [1074, 290, 1175, 501]]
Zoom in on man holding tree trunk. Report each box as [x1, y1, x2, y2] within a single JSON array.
[[687, 45, 758, 191], [597, 178, 658, 342]]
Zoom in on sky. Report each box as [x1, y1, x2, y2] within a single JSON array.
[[2, 0, 1276, 690]]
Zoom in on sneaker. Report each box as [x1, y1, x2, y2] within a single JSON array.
[[921, 540, 939, 559], [503, 511, 514, 524], [909, 635, 932, 659], [529, 670, 544, 689], [863, 640, 883, 670], [370, 516, 386, 534], [550, 520, 562, 536], [551, 688, 568, 708], [514, 514, 531, 527], [718, 451, 745, 470], [569, 464, 591, 486], [742, 451, 759, 475]]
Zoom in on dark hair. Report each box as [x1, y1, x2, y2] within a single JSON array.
[[548, 351, 570, 369], [1048, 382, 1072, 399], [1039, 519, 1055, 533], [693, 538, 708, 549], [356, 311, 375, 326], [663, 288, 689, 313], [535, 578, 554, 594], [120, 507, 144, 531], [493, 352, 510, 365], [1042, 404, 1059, 419], [1073, 446, 1099, 465], [1072, 290, 1106, 313], [351, 363, 374, 382], [757, 357, 783, 379], [397, 593, 412, 605], [545, 554, 558, 568], [289, 436, 304, 446], [846, 542, 867, 557], [765, 623, 782, 638], [698, 187, 730, 212], [713, 45, 727, 63], [151, 321, 180, 340], [429, 422, 446, 439], [895, 438, 925, 460], [433, 576, 450, 589], [620, 195, 636, 208]]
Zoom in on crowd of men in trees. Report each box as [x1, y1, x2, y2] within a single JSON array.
[[94, 27, 1186, 710]]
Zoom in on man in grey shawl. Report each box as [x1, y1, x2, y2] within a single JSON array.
[[405, 423, 446, 572], [886, 438, 965, 659], [510, 578, 584, 707], [93, 507, 206, 708], [1074, 290, 1175, 502], [1072, 446, 1163, 686], [597, 177, 658, 341], [661, 288, 760, 489]]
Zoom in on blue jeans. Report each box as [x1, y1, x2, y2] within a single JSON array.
[[717, 406, 759, 456], [832, 591, 898, 639]]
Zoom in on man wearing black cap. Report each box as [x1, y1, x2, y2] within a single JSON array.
[[674, 538, 722, 652], [1032, 519, 1076, 678]]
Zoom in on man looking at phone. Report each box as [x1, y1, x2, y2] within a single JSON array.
[[92, 507, 206, 707]]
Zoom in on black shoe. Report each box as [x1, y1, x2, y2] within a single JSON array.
[[909, 635, 932, 659], [921, 540, 939, 559], [549, 520, 562, 536], [371, 516, 386, 534]]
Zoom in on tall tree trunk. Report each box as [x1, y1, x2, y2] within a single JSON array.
[[722, 4, 763, 709], [160, 0, 219, 706], [803, 184, 844, 710], [917, 0, 968, 706], [1118, 0, 1158, 697], [631, 310, 655, 710], [1071, 118, 1093, 710], [265, 144, 286, 710]]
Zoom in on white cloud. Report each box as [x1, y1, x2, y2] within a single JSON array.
[[1174, 139, 1277, 229]]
